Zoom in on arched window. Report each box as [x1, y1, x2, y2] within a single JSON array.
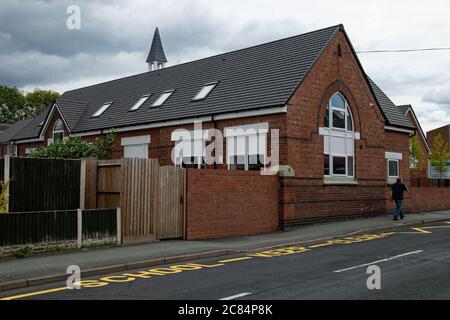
[[323, 92, 355, 178], [53, 119, 64, 142]]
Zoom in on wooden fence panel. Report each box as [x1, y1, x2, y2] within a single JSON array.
[[159, 166, 185, 240], [121, 158, 159, 244], [8, 157, 81, 212], [0, 210, 77, 246], [82, 208, 117, 241]]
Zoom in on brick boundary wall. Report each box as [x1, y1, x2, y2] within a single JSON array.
[[407, 187, 450, 213], [280, 177, 388, 228], [185, 169, 279, 240]]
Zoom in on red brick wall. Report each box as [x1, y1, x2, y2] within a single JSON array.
[[280, 177, 387, 228], [408, 187, 450, 213], [185, 169, 279, 240], [427, 125, 449, 151]]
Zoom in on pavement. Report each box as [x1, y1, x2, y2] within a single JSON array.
[[2, 219, 450, 300], [1, 210, 450, 294]]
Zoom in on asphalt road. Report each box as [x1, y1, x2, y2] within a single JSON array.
[[1, 221, 450, 300]]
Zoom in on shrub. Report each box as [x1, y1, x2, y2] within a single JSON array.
[[29, 131, 116, 160]]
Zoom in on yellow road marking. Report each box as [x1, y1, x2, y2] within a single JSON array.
[[411, 227, 432, 234], [308, 243, 333, 248], [0, 286, 69, 301], [219, 257, 252, 263], [420, 226, 450, 230], [2, 224, 445, 301]]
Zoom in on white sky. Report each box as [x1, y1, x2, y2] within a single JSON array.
[[1, 0, 450, 132]]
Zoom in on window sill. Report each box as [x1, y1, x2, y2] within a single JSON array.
[[323, 177, 358, 186]]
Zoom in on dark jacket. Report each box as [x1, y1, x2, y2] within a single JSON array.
[[391, 182, 408, 201]]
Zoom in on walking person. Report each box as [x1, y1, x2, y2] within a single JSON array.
[[391, 177, 408, 221]]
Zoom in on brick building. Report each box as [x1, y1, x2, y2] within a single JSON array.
[[1, 25, 426, 226], [427, 124, 450, 151]]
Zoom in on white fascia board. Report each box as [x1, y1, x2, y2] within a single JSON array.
[[70, 130, 102, 137], [213, 106, 287, 121], [385, 152, 403, 160], [121, 135, 151, 146], [103, 116, 213, 134], [385, 125, 414, 134]]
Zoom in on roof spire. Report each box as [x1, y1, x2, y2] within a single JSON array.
[[146, 27, 167, 71]]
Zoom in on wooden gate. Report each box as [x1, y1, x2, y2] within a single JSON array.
[[121, 158, 160, 244], [84, 158, 185, 244], [159, 166, 186, 240]]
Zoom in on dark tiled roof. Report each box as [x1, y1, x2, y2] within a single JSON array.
[[57, 100, 88, 129], [146, 27, 168, 63], [5, 24, 416, 143], [0, 119, 32, 143], [367, 77, 415, 129], [0, 124, 11, 132], [61, 25, 341, 133], [397, 104, 410, 116], [12, 108, 50, 141]]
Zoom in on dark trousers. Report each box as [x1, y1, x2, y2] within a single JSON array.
[[394, 200, 404, 220]]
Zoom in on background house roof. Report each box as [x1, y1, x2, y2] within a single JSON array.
[[0, 119, 33, 143], [367, 77, 415, 129], [12, 107, 50, 141]]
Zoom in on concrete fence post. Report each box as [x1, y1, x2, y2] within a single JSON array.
[[77, 208, 83, 248], [4, 155, 10, 213], [116, 207, 122, 245], [79, 159, 86, 210]]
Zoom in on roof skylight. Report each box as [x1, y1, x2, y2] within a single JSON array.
[[92, 102, 113, 118], [192, 82, 218, 101], [130, 94, 151, 111], [152, 90, 174, 107]]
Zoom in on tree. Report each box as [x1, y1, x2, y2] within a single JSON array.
[[0, 85, 60, 124], [24, 89, 60, 119], [29, 132, 116, 160], [430, 133, 450, 178], [93, 131, 116, 160], [0, 86, 26, 124], [409, 135, 425, 175]]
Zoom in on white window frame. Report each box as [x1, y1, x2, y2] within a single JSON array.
[[130, 94, 151, 111], [321, 92, 356, 179], [121, 135, 150, 159], [388, 159, 400, 178], [224, 122, 268, 171], [192, 82, 218, 101], [152, 90, 174, 107], [171, 130, 208, 169], [52, 119, 64, 142], [92, 102, 113, 118]]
